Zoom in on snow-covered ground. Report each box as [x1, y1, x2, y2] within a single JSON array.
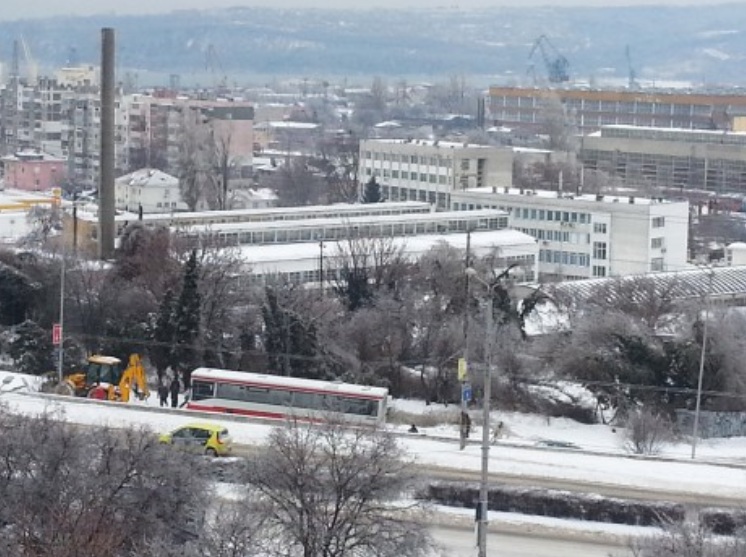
[[2, 371, 746, 506]]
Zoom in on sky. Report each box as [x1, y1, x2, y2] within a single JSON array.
[[0, 0, 717, 22]]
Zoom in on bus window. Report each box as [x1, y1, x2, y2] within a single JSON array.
[[292, 391, 323, 410], [269, 389, 292, 407], [191, 381, 215, 401]]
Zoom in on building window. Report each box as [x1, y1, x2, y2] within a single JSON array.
[[651, 257, 664, 271], [652, 216, 665, 228], [593, 242, 607, 260], [592, 265, 606, 277], [593, 222, 607, 234], [651, 237, 664, 249]]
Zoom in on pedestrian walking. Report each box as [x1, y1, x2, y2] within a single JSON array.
[[169, 376, 180, 408], [158, 381, 169, 407]]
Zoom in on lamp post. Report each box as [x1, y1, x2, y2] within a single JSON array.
[[465, 267, 498, 557], [691, 267, 715, 459], [57, 253, 65, 385]]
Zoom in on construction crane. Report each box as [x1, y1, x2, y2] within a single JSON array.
[[528, 35, 570, 84]]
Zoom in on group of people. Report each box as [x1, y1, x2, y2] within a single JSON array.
[[157, 375, 181, 408]]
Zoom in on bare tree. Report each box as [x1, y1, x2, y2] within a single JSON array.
[[630, 515, 746, 557], [243, 419, 432, 557], [625, 406, 674, 455], [0, 408, 209, 557], [176, 107, 212, 211]]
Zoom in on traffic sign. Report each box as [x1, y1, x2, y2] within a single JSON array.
[[462, 383, 472, 403], [457, 358, 468, 381], [52, 323, 62, 346]]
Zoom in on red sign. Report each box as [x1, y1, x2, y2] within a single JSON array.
[[52, 324, 62, 346]]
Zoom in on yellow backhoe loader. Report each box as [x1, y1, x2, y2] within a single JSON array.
[[59, 353, 150, 402]]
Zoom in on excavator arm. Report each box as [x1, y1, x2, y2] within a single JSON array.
[[109, 354, 150, 402]]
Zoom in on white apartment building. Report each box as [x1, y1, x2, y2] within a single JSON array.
[[451, 188, 690, 281], [115, 168, 186, 214], [358, 139, 513, 210]]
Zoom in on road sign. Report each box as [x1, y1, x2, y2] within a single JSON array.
[[52, 323, 62, 346], [462, 383, 472, 403], [457, 358, 467, 381]]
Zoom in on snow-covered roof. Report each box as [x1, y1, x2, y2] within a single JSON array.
[[235, 229, 536, 265], [254, 121, 319, 130], [115, 168, 178, 188], [548, 265, 746, 304]]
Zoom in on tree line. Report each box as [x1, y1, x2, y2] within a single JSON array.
[[1, 224, 744, 421]]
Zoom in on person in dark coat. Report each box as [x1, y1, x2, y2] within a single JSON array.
[[157, 381, 169, 407], [169, 376, 180, 408]]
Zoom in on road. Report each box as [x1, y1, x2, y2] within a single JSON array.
[[430, 527, 632, 557]]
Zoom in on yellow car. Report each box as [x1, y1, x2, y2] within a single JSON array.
[[159, 422, 233, 457]]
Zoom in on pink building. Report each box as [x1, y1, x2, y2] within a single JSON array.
[[2, 150, 67, 191]]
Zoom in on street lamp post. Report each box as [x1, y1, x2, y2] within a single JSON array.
[[465, 267, 497, 557], [57, 253, 65, 385]]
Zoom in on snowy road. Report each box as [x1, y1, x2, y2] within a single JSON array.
[[3, 389, 746, 508], [430, 527, 632, 557]]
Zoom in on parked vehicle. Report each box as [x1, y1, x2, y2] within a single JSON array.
[[187, 367, 388, 426], [159, 422, 233, 457], [58, 353, 150, 402]]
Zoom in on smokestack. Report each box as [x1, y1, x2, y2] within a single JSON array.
[[99, 27, 116, 260]]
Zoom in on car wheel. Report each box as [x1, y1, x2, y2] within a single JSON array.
[[205, 447, 218, 457]]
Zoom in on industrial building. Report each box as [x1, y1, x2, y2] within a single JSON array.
[[579, 125, 746, 195], [358, 139, 513, 210], [489, 86, 746, 133], [450, 187, 689, 281], [235, 229, 538, 287]]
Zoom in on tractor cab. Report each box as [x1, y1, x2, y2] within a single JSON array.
[[85, 355, 123, 387]]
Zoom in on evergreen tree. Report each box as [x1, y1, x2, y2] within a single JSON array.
[[173, 251, 201, 384], [262, 288, 323, 379], [335, 264, 374, 312], [0, 264, 38, 326], [150, 289, 176, 381], [361, 176, 382, 204], [8, 320, 54, 376]]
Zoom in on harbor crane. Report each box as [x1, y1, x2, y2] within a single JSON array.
[[529, 35, 570, 84]]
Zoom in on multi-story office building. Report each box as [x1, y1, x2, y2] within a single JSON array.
[[359, 139, 512, 210], [489, 86, 746, 133], [580, 125, 746, 195], [451, 187, 689, 281]]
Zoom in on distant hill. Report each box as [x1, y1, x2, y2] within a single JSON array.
[[2, 4, 746, 87]]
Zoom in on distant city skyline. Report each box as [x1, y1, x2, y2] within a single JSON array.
[[0, 0, 716, 21]]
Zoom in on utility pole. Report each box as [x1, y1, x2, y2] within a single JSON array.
[[319, 240, 325, 297], [57, 254, 65, 384], [459, 229, 472, 450], [691, 267, 714, 459], [478, 297, 493, 557]]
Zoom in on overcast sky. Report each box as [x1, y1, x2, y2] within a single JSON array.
[[0, 0, 716, 21]]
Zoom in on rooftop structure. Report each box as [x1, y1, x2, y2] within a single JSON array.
[[180, 209, 509, 246]]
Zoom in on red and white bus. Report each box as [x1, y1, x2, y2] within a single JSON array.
[[186, 368, 388, 426]]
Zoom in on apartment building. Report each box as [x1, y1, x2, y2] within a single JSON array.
[[359, 139, 513, 210], [451, 187, 689, 281], [489, 86, 746, 133], [580, 125, 746, 195]]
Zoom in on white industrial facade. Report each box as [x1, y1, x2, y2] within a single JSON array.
[[235, 229, 538, 287], [359, 139, 513, 210], [451, 188, 689, 281]]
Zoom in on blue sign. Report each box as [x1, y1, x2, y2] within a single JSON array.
[[462, 383, 472, 402]]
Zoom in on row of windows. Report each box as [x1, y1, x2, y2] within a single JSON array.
[[363, 152, 456, 167], [192, 380, 379, 417], [512, 207, 591, 224], [519, 228, 590, 245], [382, 186, 449, 207], [367, 167, 450, 184], [538, 249, 591, 267]]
